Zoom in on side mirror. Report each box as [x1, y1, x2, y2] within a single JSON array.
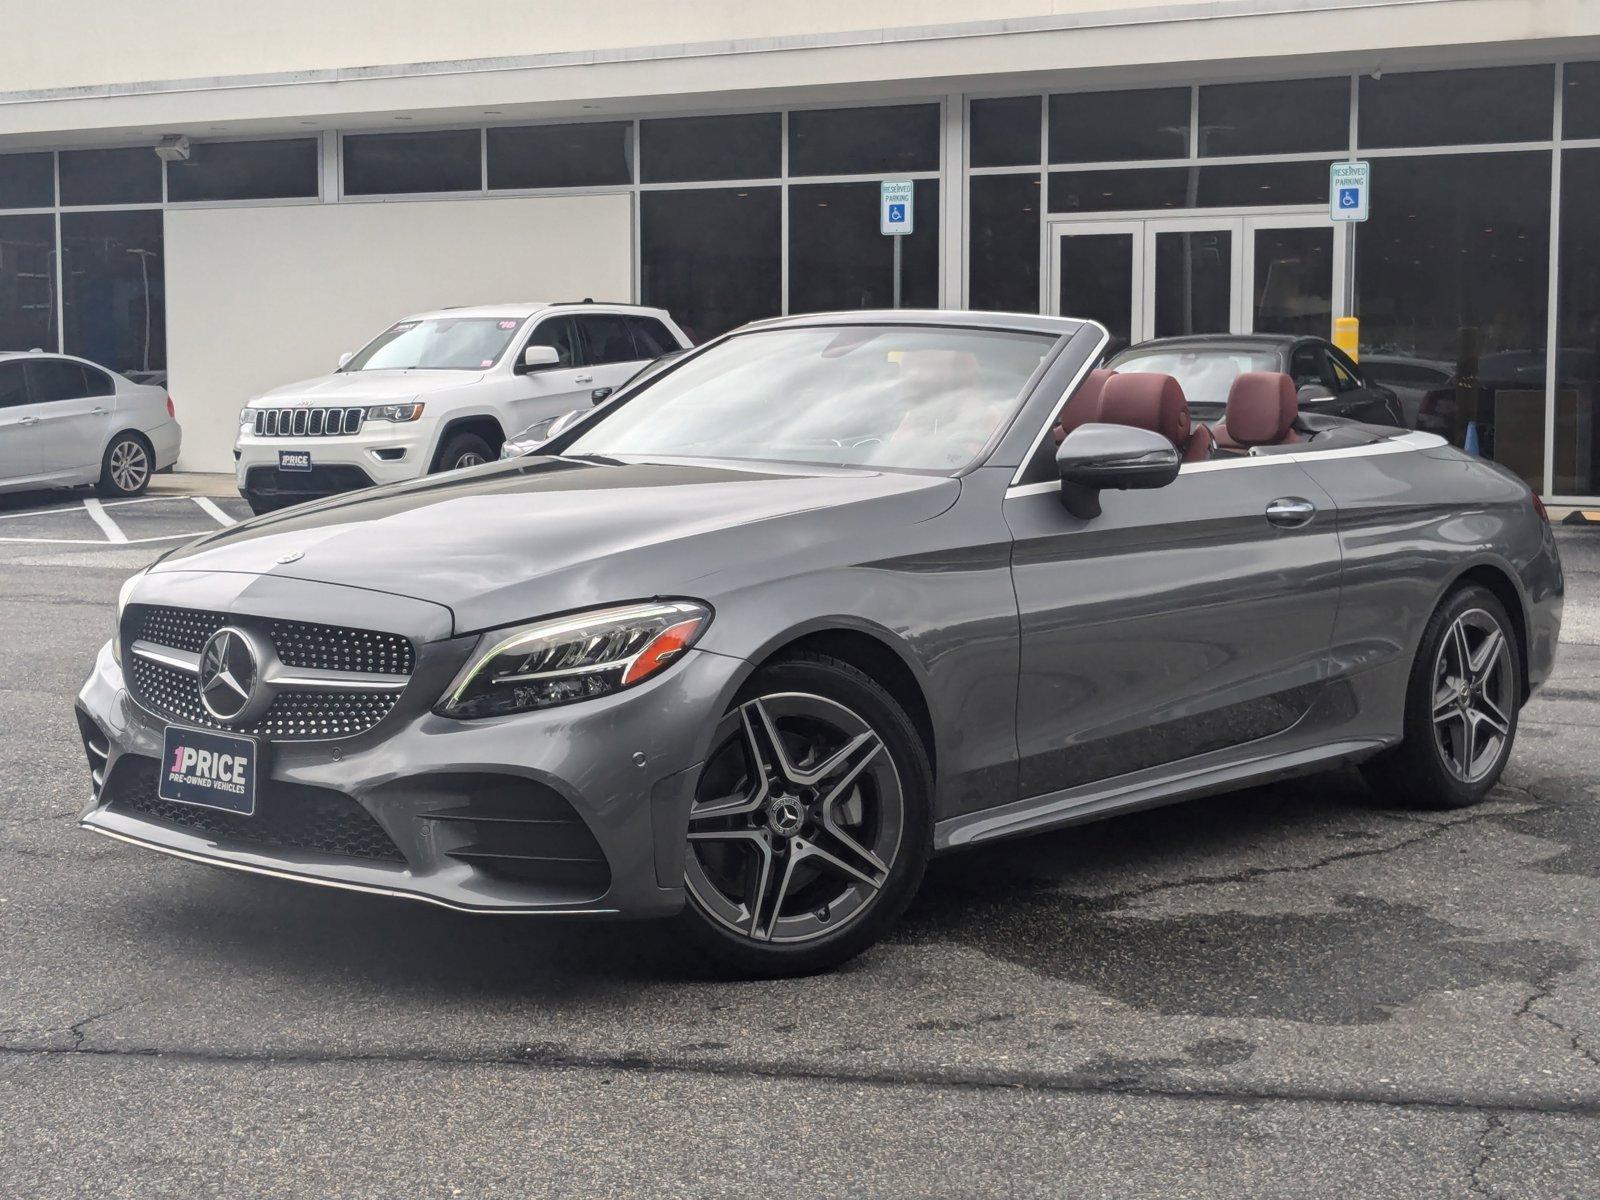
[[590, 386, 615, 405], [1297, 383, 1335, 403], [545, 409, 585, 440], [1056, 422, 1181, 520], [520, 345, 562, 374], [337, 351, 353, 369]]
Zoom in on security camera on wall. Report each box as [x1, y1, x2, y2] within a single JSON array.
[[153, 135, 190, 162]]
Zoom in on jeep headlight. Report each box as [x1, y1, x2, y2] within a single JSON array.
[[436, 601, 710, 719], [366, 402, 426, 422]]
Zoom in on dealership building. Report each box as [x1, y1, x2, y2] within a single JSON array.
[[2, 0, 1600, 497]]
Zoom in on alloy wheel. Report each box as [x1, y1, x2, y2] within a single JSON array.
[[454, 452, 485, 469], [685, 692, 904, 944], [1430, 607, 1515, 783], [109, 439, 149, 493]]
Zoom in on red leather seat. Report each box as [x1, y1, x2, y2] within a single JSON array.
[[1051, 368, 1114, 445], [1213, 372, 1301, 454], [1095, 371, 1213, 463]]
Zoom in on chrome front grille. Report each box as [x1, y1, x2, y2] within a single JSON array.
[[252, 407, 366, 437], [123, 604, 414, 741]]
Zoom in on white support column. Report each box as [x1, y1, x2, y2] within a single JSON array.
[[941, 92, 966, 310]]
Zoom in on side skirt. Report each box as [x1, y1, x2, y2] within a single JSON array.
[[934, 737, 1388, 852]]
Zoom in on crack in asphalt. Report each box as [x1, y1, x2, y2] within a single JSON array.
[[1466, 1111, 1506, 1198], [1517, 980, 1600, 1074], [1087, 805, 1486, 911], [1, 1037, 1597, 1120]]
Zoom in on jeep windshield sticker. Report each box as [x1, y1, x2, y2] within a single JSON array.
[[498, 319, 519, 330]]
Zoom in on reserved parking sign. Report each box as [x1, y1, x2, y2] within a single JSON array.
[[1329, 161, 1370, 222], [881, 180, 914, 235]]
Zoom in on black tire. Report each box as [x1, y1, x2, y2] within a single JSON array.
[[433, 432, 495, 473], [96, 433, 152, 498], [677, 651, 933, 977], [1362, 583, 1521, 810]]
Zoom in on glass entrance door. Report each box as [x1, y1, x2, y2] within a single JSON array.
[[1049, 213, 1345, 346]]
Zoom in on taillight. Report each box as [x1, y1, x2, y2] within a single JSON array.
[[165, 394, 175, 419], [1531, 490, 1549, 523]]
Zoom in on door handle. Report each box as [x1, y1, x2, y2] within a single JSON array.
[[18, 416, 40, 427], [90, 406, 109, 415], [574, 374, 593, 384], [1265, 497, 1316, 528]]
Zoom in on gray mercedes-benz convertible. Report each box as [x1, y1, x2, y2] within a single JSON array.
[[76, 311, 1563, 975]]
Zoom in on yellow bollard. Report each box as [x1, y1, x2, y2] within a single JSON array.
[[1333, 316, 1360, 362]]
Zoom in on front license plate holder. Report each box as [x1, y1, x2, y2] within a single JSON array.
[[279, 449, 312, 472], [158, 726, 259, 816]]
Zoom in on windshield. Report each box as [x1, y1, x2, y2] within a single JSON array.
[[1110, 347, 1279, 414], [563, 325, 1055, 472], [343, 317, 524, 372]]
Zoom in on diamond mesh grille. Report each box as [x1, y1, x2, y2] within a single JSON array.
[[125, 604, 413, 741]]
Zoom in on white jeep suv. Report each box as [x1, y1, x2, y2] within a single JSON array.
[[234, 301, 690, 513]]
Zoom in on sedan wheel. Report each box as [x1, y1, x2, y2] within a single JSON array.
[[1363, 584, 1521, 809], [1429, 607, 1515, 784], [98, 436, 151, 497], [680, 654, 931, 975]]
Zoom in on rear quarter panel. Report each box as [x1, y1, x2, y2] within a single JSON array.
[[1295, 443, 1561, 738]]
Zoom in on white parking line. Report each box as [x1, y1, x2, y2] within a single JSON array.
[[81, 499, 128, 543], [0, 495, 168, 522], [0, 533, 210, 545], [191, 496, 237, 527]]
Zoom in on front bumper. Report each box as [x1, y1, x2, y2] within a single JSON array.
[[235, 423, 433, 499], [76, 618, 747, 917]]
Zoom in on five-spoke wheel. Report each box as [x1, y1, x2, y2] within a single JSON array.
[[1364, 583, 1521, 809], [680, 653, 931, 975]]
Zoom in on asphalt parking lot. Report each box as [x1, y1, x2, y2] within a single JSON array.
[[1, 485, 1597, 1198]]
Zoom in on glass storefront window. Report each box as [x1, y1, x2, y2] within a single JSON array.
[[61, 209, 165, 376], [1049, 89, 1190, 163], [1359, 66, 1554, 148], [166, 138, 319, 202], [788, 105, 940, 177], [969, 173, 1041, 313], [0, 214, 57, 351], [1357, 152, 1550, 489], [1555, 148, 1600, 496], [1252, 227, 1333, 336], [1197, 77, 1349, 156], [0, 154, 54, 209], [488, 122, 633, 189], [59, 148, 162, 206], [1562, 62, 1600, 140], [787, 180, 938, 314], [1194, 161, 1329, 207], [1050, 168, 1188, 213], [970, 97, 1042, 168], [641, 187, 779, 342], [342, 130, 481, 195], [640, 114, 780, 183]]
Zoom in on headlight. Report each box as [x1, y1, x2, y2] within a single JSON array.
[[112, 570, 146, 666], [238, 409, 256, 431], [436, 600, 710, 719], [367, 402, 425, 422]]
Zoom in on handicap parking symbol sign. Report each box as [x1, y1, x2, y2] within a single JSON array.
[[888, 203, 906, 222], [1338, 187, 1360, 209]]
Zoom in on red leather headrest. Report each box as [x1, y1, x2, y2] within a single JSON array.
[[1055, 368, 1115, 442], [1097, 372, 1190, 450], [1224, 372, 1297, 446]]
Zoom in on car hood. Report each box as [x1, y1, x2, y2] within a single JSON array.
[[248, 369, 485, 406], [151, 457, 960, 635]]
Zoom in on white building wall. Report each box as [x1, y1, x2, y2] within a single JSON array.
[[165, 194, 632, 471]]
